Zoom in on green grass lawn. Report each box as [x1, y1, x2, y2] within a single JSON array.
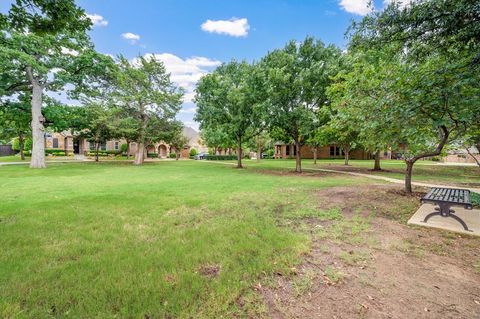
[[0, 155, 31, 162], [0, 161, 376, 318], [239, 159, 480, 187]]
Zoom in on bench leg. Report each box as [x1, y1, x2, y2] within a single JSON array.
[[423, 212, 440, 223], [449, 214, 470, 231], [423, 203, 471, 232]]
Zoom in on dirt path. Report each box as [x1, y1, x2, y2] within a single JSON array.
[[260, 185, 480, 319], [199, 161, 480, 193], [303, 167, 480, 194]]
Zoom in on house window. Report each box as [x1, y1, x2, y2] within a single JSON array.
[[100, 142, 106, 151], [286, 145, 290, 156], [330, 146, 335, 156], [52, 138, 59, 148], [90, 142, 95, 150], [293, 145, 297, 156], [114, 141, 119, 150]]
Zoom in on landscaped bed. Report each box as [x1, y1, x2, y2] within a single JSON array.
[[0, 161, 479, 318]]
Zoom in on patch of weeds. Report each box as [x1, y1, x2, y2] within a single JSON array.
[[358, 273, 374, 288], [474, 261, 480, 274], [286, 207, 343, 221], [324, 266, 345, 284], [427, 242, 450, 256], [293, 269, 317, 296], [391, 240, 424, 258], [327, 214, 372, 245], [232, 290, 269, 318], [319, 244, 329, 253], [471, 192, 480, 208], [339, 250, 370, 266]]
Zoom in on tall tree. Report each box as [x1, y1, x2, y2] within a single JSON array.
[[348, 1, 480, 193], [261, 37, 341, 172], [74, 103, 116, 162], [0, 0, 114, 168], [113, 56, 183, 165], [195, 61, 266, 168], [200, 127, 233, 155]]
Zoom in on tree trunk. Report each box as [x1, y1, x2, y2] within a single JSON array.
[[257, 146, 261, 162], [228, 147, 232, 155], [134, 107, 147, 165], [405, 160, 415, 193], [236, 136, 243, 168], [295, 140, 302, 173], [373, 150, 381, 171], [29, 80, 46, 168], [176, 150, 180, 161], [403, 126, 450, 193], [134, 143, 145, 165], [95, 141, 100, 162], [344, 146, 350, 165], [19, 133, 25, 160], [313, 147, 317, 165]]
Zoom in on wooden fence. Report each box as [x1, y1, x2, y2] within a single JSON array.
[[0, 145, 14, 157]]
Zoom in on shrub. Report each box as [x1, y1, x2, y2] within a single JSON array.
[[472, 192, 480, 207], [45, 149, 65, 156], [87, 151, 108, 157], [169, 153, 177, 158], [189, 148, 197, 157], [205, 155, 237, 160], [120, 143, 128, 153], [147, 153, 158, 158], [11, 137, 33, 151], [106, 150, 122, 155]]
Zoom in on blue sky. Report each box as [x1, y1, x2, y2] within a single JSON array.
[[1, 0, 396, 129]]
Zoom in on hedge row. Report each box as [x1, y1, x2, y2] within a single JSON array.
[[45, 150, 66, 156], [205, 155, 237, 160]]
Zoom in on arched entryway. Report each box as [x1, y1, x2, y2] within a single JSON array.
[[158, 144, 167, 158]]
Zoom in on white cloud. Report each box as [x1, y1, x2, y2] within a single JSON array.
[[383, 0, 414, 9], [180, 106, 197, 114], [339, 0, 372, 15], [121, 32, 141, 44], [133, 53, 221, 103], [87, 14, 108, 27], [201, 18, 250, 37]]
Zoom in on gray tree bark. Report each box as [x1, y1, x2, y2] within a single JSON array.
[[134, 143, 145, 165], [29, 77, 46, 169]]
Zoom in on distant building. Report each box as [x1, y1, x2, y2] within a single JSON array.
[[443, 147, 480, 164], [274, 143, 392, 160], [44, 126, 204, 158]]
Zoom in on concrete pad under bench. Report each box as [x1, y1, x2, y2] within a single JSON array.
[[408, 203, 480, 236]]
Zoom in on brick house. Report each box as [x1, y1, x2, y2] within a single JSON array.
[[274, 143, 392, 160], [45, 127, 204, 158], [443, 148, 480, 164]]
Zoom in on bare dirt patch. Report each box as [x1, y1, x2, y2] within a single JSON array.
[[260, 185, 480, 318], [198, 264, 221, 279]]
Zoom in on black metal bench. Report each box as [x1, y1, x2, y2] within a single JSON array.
[[421, 187, 473, 231]]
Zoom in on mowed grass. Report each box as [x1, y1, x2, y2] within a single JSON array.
[[239, 159, 480, 186], [0, 161, 372, 318]]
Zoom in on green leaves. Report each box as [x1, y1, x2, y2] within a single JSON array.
[[261, 37, 341, 144], [195, 61, 266, 143]]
